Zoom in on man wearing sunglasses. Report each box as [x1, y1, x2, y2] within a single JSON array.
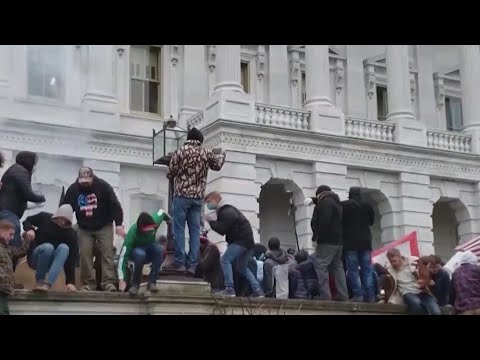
[[117, 209, 170, 296]]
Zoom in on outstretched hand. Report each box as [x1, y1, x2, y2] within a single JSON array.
[[304, 198, 314, 207], [116, 226, 126, 238]]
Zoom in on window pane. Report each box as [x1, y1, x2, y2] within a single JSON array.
[[377, 86, 388, 120], [130, 79, 144, 112], [146, 81, 159, 114], [27, 45, 64, 100], [301, 71, 306, 105], [241, 62, 249, 93], [149, 47, 160, 81]]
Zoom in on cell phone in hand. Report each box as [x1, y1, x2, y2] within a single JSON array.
[[212, 148, 222, 155]]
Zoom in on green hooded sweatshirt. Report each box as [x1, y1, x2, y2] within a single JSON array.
[[117, 209, 169, 280]]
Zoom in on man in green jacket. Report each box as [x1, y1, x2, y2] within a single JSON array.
[[117, 210, 170, 296]]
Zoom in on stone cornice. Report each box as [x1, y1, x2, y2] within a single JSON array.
[[0, 118, 154, 165], [202, 120, 480, 181]]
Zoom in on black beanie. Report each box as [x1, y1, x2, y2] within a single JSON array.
[[187, 127, 204, 144], [316, 185, 331, 196], [349, 187, 362, 198]]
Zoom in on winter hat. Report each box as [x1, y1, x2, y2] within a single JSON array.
[[349, 187, 362, 198], [16, 151, 38, 173], [187, 127, 204, 144], [78, 167, 94, 185], [316, 185, 331, 196], [52, 204, 74, 226]]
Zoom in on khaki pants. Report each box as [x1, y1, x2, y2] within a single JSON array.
[[78, 224, 116, 290], [460, 308, 480, 315]]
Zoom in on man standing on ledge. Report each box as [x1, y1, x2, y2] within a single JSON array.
[[164, 127, 225, 275], [63, 167, 125, 292]]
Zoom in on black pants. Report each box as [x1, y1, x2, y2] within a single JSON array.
[[0, 295, 10, 315]]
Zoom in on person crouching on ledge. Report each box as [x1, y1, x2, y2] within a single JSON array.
[[117, 210, 170, 296], [22, 204, 78, 292]]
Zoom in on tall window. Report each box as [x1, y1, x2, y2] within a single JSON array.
[[376, 86, 388, 121], [446, 97, 463, 131], [130, 45, 162, 115], [27, 46, 65, 101], [301, 71, 306, 105], [241, 61, 250, 93]]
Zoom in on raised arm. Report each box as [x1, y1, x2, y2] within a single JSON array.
[[207, 150, 226, 171]]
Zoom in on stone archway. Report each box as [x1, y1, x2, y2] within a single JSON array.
[[432, 197, 472, 262], [359, 188, 394, 250], [258, 178, 306, 251]]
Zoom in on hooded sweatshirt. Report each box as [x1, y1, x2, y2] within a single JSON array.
[[22, 208, 78, 285], [117, 210, 169, 280], [208, 200, 254, 249], [341, 188, 375, 251], [167, 138, 225, 199], [311, 191, 343, 246], [0, 151, 45, 218], [62, 175, 123, 231]]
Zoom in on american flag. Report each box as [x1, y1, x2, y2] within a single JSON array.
[[455, 236, 480, 259]]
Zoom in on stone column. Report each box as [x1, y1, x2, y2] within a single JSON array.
[[386, 45, 425, 146], [393, 172, 434, 255], [268, 45, 290, 107], [179, 45, 208, 127], [0, 45, 11, 98], [303, 45, 343, 135], [460, 45, 480, 153], [213, 45, 244, 94], [82, 45, 119, 119]]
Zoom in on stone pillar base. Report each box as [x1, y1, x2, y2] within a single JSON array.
[[392, 117, 426, 147], [204, 92, 255, 126], [306, 105, 345, 135]]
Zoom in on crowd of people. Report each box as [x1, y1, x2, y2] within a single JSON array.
[[1, 126, 480, 316]]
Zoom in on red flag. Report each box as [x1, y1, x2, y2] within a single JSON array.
[[371, 231, 419, 266]]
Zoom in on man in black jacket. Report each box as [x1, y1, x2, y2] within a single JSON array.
[[310, 185, 348, 301], [22, 204, 78, 292], [0, 151, 45, 250], [342, 187, 375, 302], [204, 191, 264, 297], [429, 255, 450, 306], [62, 167, 124, 292]]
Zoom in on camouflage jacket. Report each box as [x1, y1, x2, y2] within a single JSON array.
[[0, 239, 29, 296], [167, 140, 225, 199]]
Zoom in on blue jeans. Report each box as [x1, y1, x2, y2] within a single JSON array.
[[403, 292, 442, 315], [0, 210, 21, 248], [345, 250, 375, 301], [31, 243, 69, 285], [221, 244, 260, 290], [130, 243, 164, 286], [172, 196, 203, 269]]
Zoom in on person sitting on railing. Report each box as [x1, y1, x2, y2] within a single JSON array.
[[428, 255, 451, 306], [450, 251, 480, 315], [117, 210, 170, 296], [263, 237, 289, 298], [22, 204, 78, 292]]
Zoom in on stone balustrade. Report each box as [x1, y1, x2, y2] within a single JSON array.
[[427, 130, 472, 153], [186, 111, 204, 129], [345, 118, 395, 142], [255, 103, 310, 130]]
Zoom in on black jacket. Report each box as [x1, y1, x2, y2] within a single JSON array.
[[23, 212, 78, 285], [0, 152, 45, 218], [311, 192, 343, 246], [341, 197, 374, 251], [209, 204, 254, 249], [197, 242, 224, 290], [432, 268, 451, 306], [62, 176, 123, 231]]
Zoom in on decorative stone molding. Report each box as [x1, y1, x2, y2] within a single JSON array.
[[208, 45, 216, 73], [116, 46, 125, 57], [335, 58, 344, 94], [433, 73, 446, 109], [290, 49, 301, 87], [365, 64, 376, 99], [171, 45, 180, 66], [427, 130, 472, 153], [204, 131, 480, 178], [256, 45, 265, 80], [410, 72, 416, 104]]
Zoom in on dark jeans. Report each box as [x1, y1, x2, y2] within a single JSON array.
[[313, 244, 349, 301], [30, 243, 69, 285], [172, 196, 202, 269], [0, 295, 9, 315], [403, 292, 442, 315], [221, 244, 260, 291], [130, 243, 164, 287], [345, 250, 375, 301]]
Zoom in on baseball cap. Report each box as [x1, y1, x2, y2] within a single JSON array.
[[78, 167, 94, 184]]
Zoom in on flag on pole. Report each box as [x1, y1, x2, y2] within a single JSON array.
[[371, 231, 419, 266]]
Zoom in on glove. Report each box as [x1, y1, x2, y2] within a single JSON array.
[[304, 198, 314, 206], [27, 202, 46, 210]]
